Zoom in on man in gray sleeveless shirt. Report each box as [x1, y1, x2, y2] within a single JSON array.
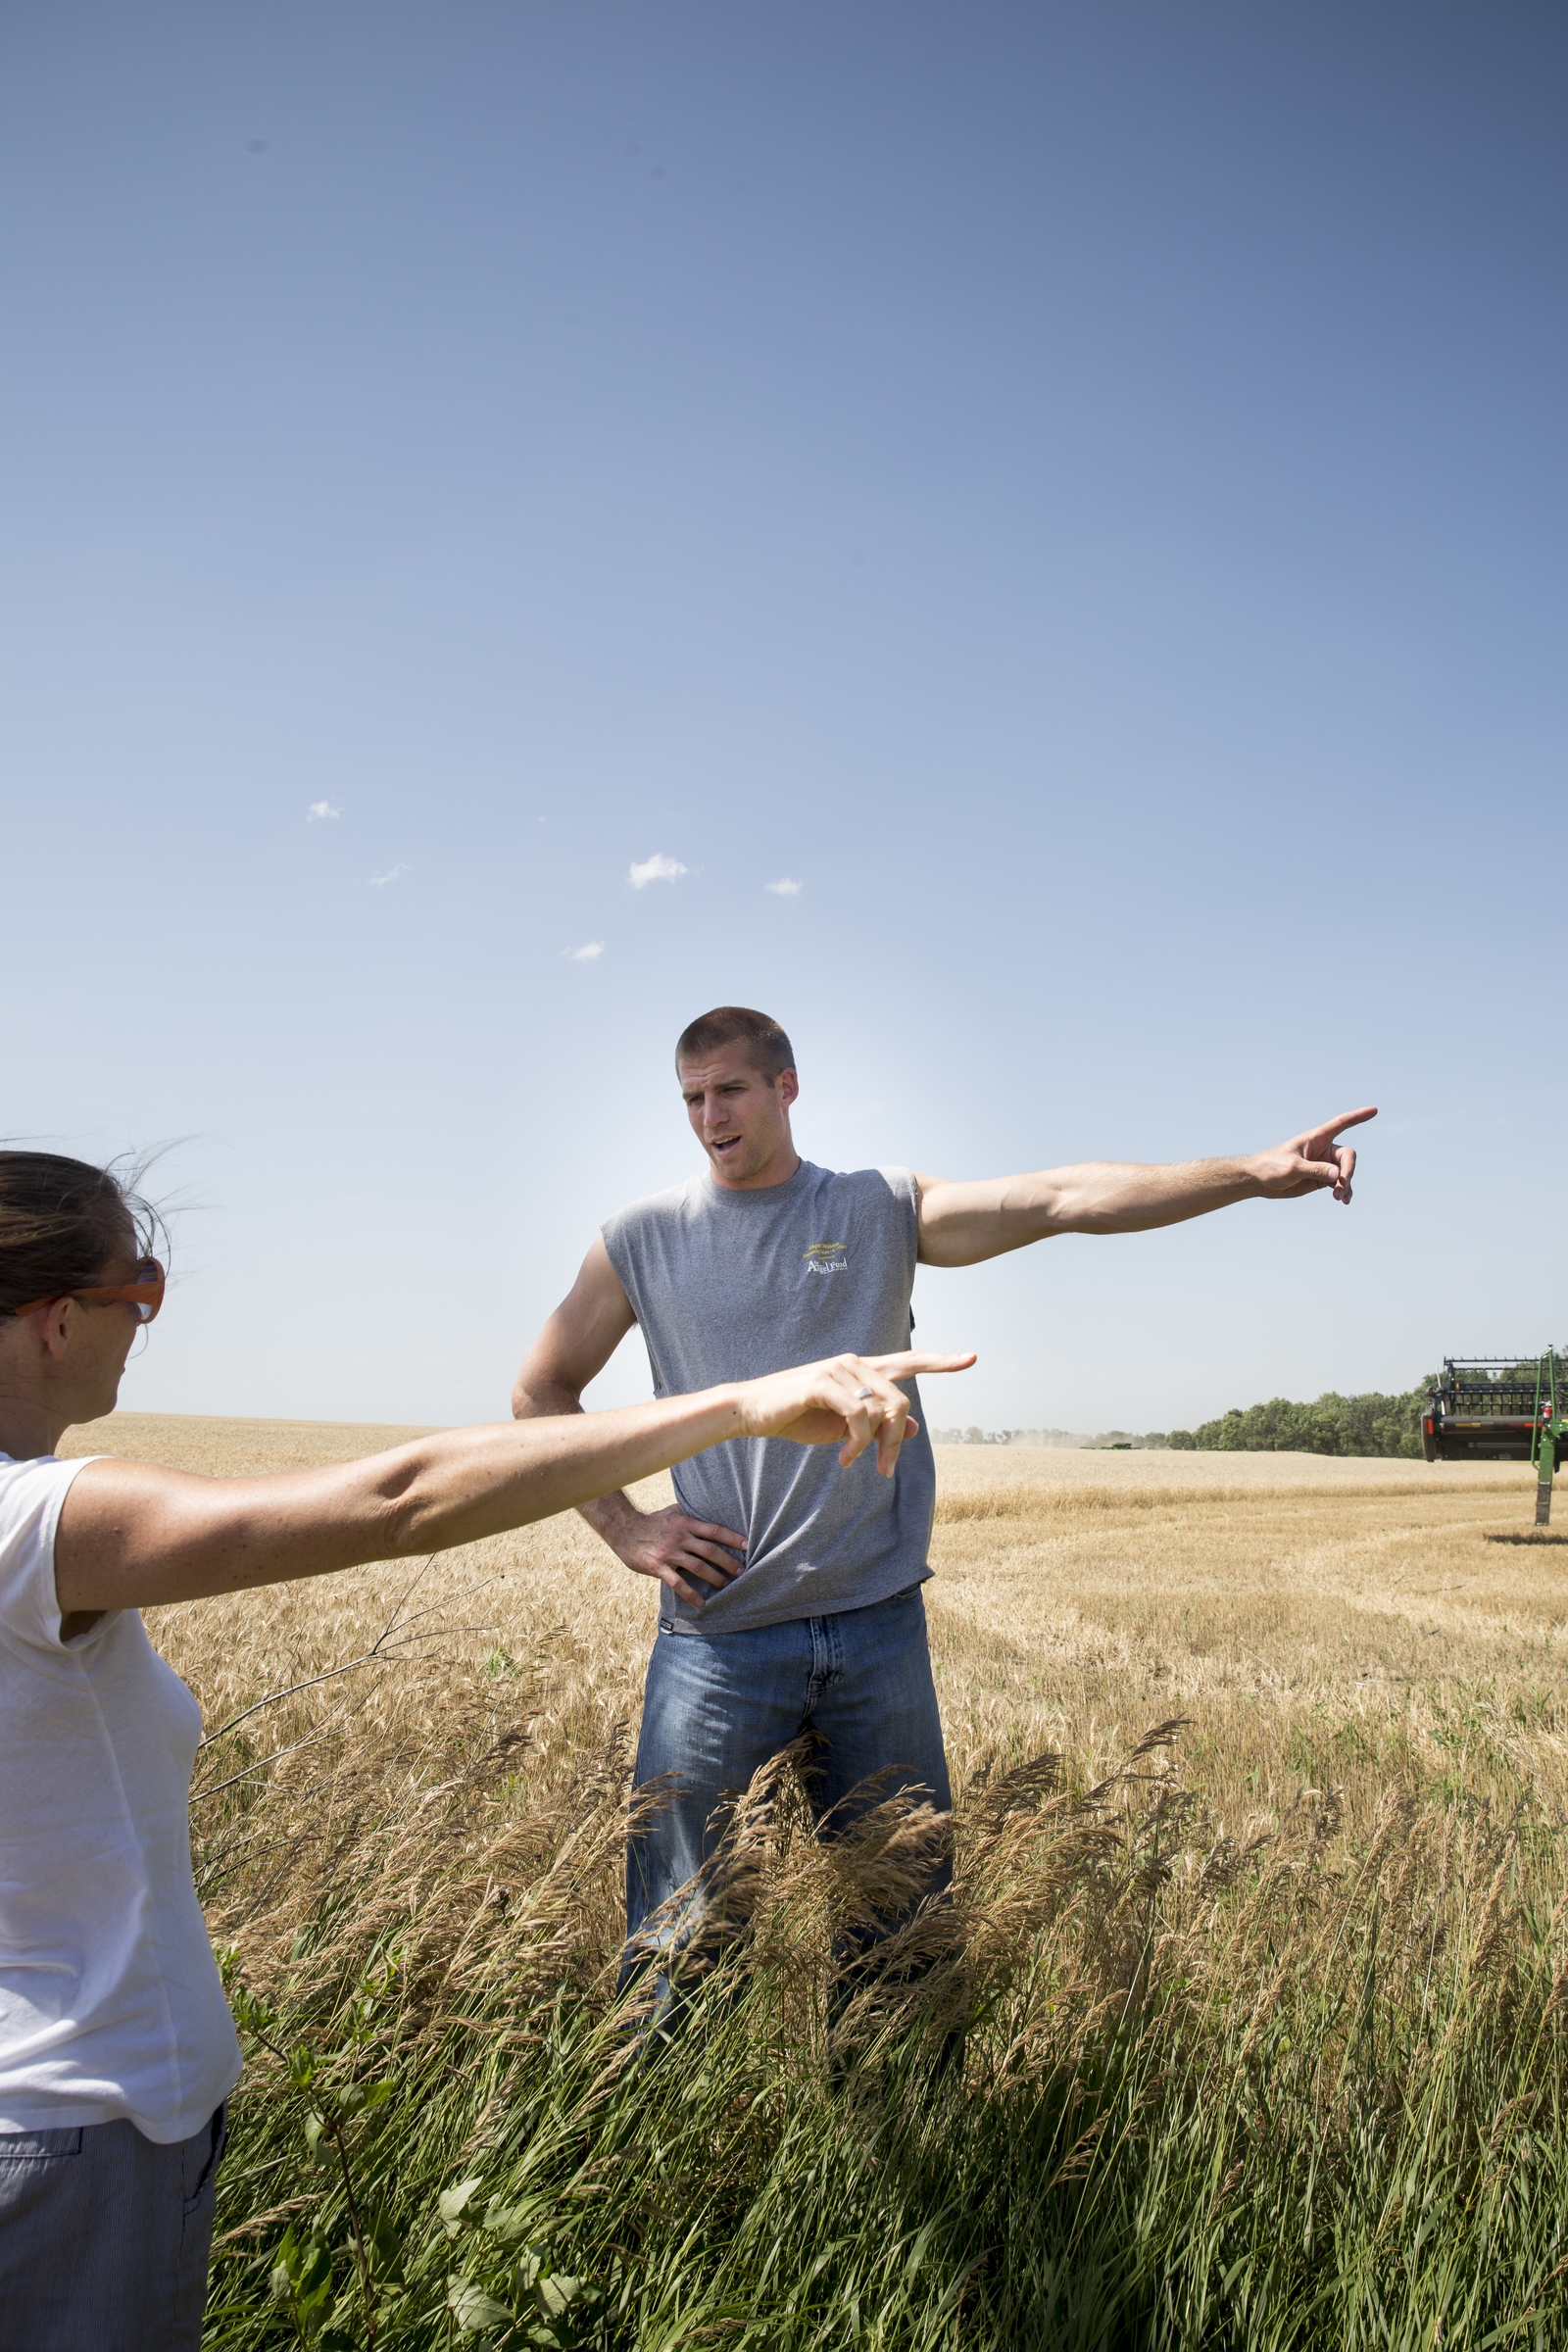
[[513, 1005, 1374, 1988]]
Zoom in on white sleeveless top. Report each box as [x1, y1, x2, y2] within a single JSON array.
[[0, 1453, 240, 2142]]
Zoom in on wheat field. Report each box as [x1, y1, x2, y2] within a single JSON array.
[[57, 1413, 1568, 2348], [62, 1412, 1560, 1837]]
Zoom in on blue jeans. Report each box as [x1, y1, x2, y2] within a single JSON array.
[[0, 2104, 225, 2350], [624, 1583, 951, 1988]]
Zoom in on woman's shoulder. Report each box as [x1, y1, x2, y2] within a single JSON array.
[[0, 1454, 99, 1650], [0, 1450, 88, 1517]]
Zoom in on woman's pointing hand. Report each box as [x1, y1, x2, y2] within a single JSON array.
[[736, 1349, 977, 1474]]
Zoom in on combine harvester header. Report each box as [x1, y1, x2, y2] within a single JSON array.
[[1423, 1351, 1562, 1526]]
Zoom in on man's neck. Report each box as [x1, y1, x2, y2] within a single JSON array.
[[708, 1146, 803, 1194]]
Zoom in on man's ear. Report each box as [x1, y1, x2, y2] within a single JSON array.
[[778, 1068, 800, 1110]]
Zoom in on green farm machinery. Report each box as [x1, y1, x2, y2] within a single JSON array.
[[1423, 1351, 1563, 1525]]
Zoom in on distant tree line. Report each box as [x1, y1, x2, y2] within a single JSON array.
[[933, 1385, 1436, 1457], [1165, 1384, 1432, 1457], [931, 1428, 1170, 1449]]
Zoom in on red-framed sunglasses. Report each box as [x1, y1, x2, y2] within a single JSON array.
[[12, 1256, 166, 1326]]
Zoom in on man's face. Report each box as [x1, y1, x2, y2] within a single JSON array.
[[678, 1051, 799, 1187]]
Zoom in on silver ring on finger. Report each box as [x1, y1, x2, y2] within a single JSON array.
[[855, 1385, 875, 1399]]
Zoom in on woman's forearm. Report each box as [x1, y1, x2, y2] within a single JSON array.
[[366, 1390, 748, 1556], [57, 1388, 747, 1612], [56, 1347, 970, 1616]]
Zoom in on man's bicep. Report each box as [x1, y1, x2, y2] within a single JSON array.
[[519, 1238, 638, 1397], [914, 1169, 1070, 1265], [911, 1172, 957, 1240], [567, 1236, 639, 1362], [913, 1171, 999, 1265]]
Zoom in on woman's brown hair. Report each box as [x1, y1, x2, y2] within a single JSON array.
[[0, 1153, 162, 1318]]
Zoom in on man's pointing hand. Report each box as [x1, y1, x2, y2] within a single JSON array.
[[1250, 1105, 1378, 1204]]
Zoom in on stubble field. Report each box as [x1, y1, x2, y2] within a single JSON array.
[[62, 1414, 1568, 2349]]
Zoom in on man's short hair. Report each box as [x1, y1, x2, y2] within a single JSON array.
[[675, 1006, 796, 1081]]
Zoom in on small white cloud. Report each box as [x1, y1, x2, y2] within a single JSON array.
[[628, 852, 688, 890], [565, 940, 605, 961], [368, 863, 409, 888], [306, 800, 342, 822], [765, 876, 803, 897]]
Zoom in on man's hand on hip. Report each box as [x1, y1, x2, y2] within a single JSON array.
[[599, 1499, 748, 1609]]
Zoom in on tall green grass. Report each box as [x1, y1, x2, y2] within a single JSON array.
[[198, 1680, 1568, 2350]]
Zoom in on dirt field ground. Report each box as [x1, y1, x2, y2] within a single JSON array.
[[61, 1412, 1560, 1838]]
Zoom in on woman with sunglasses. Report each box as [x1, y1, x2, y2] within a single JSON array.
[[0, 1152, 971, 2351]]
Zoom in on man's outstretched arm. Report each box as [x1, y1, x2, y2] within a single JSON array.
[[511, 1236, 752, 1607], [914, 1106, 1377, 1269]]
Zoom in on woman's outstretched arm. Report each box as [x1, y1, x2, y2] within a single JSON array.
[[54, 1349, 974, 1615]]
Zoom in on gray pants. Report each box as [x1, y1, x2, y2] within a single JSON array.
[[0, 2105, 225, 2351]]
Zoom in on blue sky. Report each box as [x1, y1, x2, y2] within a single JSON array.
[[3, 1, 1563, 1431]]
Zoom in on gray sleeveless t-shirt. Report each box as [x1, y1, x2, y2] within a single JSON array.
[[601, 1160, 935, 1635]]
